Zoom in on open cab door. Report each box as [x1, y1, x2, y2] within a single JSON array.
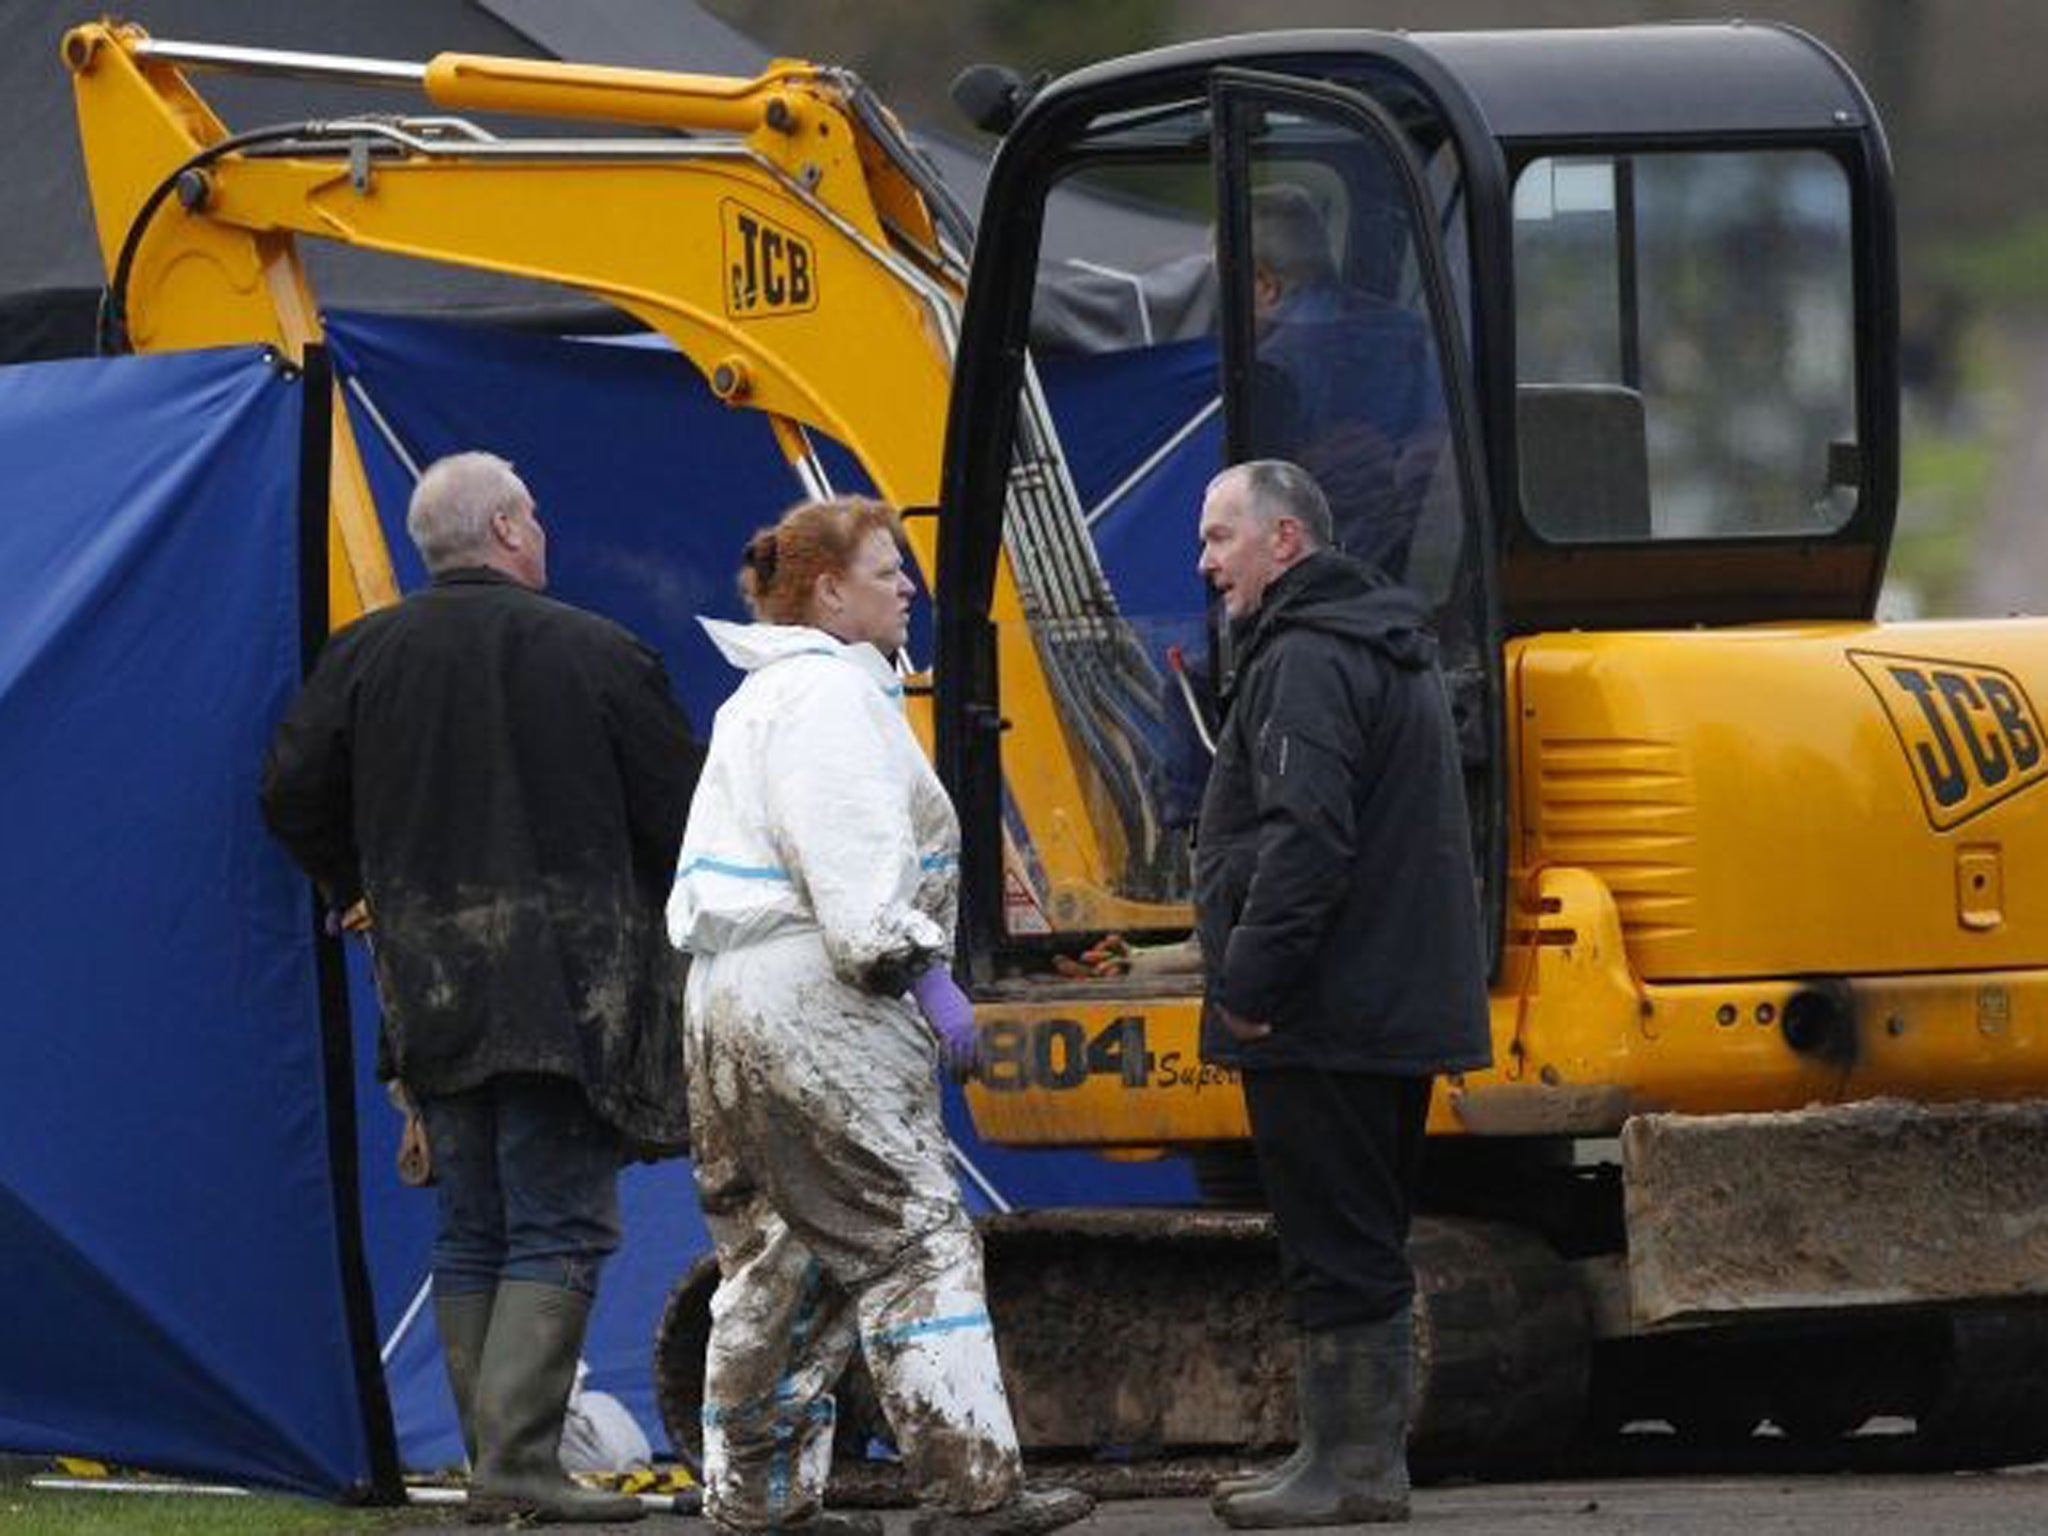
[[937, 45, 1496, 1148]]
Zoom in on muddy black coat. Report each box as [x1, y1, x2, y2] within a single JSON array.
[[1194, 552, 1491, 1075], [260, 568, 702, 1147]]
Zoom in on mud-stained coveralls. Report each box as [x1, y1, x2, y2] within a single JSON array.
[[668, 619, 1023, 1531]]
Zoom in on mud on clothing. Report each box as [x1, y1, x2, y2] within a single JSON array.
[[687, 934, 1020, 1527], [260, 566, 701, 1150], [670, 621, 1023, 1530]]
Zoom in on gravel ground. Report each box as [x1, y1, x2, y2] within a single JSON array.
[[401, 1463, 2048, 1534]]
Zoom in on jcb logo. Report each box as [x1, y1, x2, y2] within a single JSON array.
[[1849, 650, 2046, 829], [722, 200, 815, 317]]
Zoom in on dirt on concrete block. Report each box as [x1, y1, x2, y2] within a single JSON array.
[[1624, 1098, 2048, 1324]]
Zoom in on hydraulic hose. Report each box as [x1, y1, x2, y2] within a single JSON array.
[[97, 122, 334, 354]]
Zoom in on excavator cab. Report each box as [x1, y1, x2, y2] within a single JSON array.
[[942, 44, 1500, 966], [939, 22, 1895, 1109]]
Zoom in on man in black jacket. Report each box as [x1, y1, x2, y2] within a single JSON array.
[[261, 451, 700, 1524], [1194, 460, 1490, 1529]]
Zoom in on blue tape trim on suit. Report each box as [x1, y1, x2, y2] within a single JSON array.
[[773, 1258, 828, 1510], [700, 1396, 837, 1430], [677, 854, 792, 882], [866, 1309, 992, 1346], [679, 854, 948, 882], [777, 1260, 827, 1404]]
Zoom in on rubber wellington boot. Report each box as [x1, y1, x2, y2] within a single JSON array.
[[434, 1288, 495, 1467], [1212, 1445, 1309, 1512], [1216, 1312, 1412, 1529], [907, 1486, 1094, 1536], [468, 1280, 644, 1524], [1212, 1326, 1320, 1512], [1204, 1417, 1302, 1515]]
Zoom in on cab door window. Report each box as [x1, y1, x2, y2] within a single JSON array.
[[977, 78, 1485, 946], [1215, 82, 1476, 608]]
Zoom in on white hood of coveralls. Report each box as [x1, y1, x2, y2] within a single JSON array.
[[697, 618, 904, 691], [667, 618, 957, 979]]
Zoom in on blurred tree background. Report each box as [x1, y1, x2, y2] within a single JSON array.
[[705, 0, 2048, 617]]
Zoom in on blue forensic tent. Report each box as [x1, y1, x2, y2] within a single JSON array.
[[0, 346, 399, 1498], [1039, 335, 1220, 628], [0, 313, 1220, 1488], [322, 310, 1208, 1467]]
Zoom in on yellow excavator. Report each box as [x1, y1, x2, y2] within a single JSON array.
[[64, 17, 2048, 1475]]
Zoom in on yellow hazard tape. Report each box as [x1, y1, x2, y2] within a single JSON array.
[[574, 1466, 698, 1494]]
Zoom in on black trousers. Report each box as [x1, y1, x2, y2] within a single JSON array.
[[1241, 1067, 1433, 1331]]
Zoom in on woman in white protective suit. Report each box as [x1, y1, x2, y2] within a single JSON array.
[[668, 497, 1092, 1536]]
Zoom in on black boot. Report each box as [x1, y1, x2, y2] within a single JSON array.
[[1212, 1445, 1308, 1511], [1211, 1328, 1318, 1512], [1215, 1312, 1411, 1529], [435, 1288, 495, 1468], [468, 1280, 644, 1524], [908, 1486, 1094, 1536]]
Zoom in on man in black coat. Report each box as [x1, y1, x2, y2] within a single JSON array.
[[1194, 459, 1490, 1529], [261, 451, 700, 1524]]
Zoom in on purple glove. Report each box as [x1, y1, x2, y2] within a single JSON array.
[[912, 965, 978, 1077]]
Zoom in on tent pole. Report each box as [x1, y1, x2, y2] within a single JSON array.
[[294, 345, 406, 1504]]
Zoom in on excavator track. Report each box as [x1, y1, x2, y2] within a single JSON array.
[[654, 1209, 2048, 1488], [1576, 1302, 2048, 1474], [654, 1209, 1591, 1478]]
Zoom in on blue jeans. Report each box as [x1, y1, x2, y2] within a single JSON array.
[[419, 1074, 622, 1298]]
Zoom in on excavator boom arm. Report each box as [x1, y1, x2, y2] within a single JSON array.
[[63, 22, 959, 614], [62, 19, 1115, 913]]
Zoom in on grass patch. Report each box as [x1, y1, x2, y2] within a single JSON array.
[[1892, 429, 1994, 614], [1889, 291, 2007, 617], [0, 1481, 453, 1534], [1939, 217, 2048, 310]]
